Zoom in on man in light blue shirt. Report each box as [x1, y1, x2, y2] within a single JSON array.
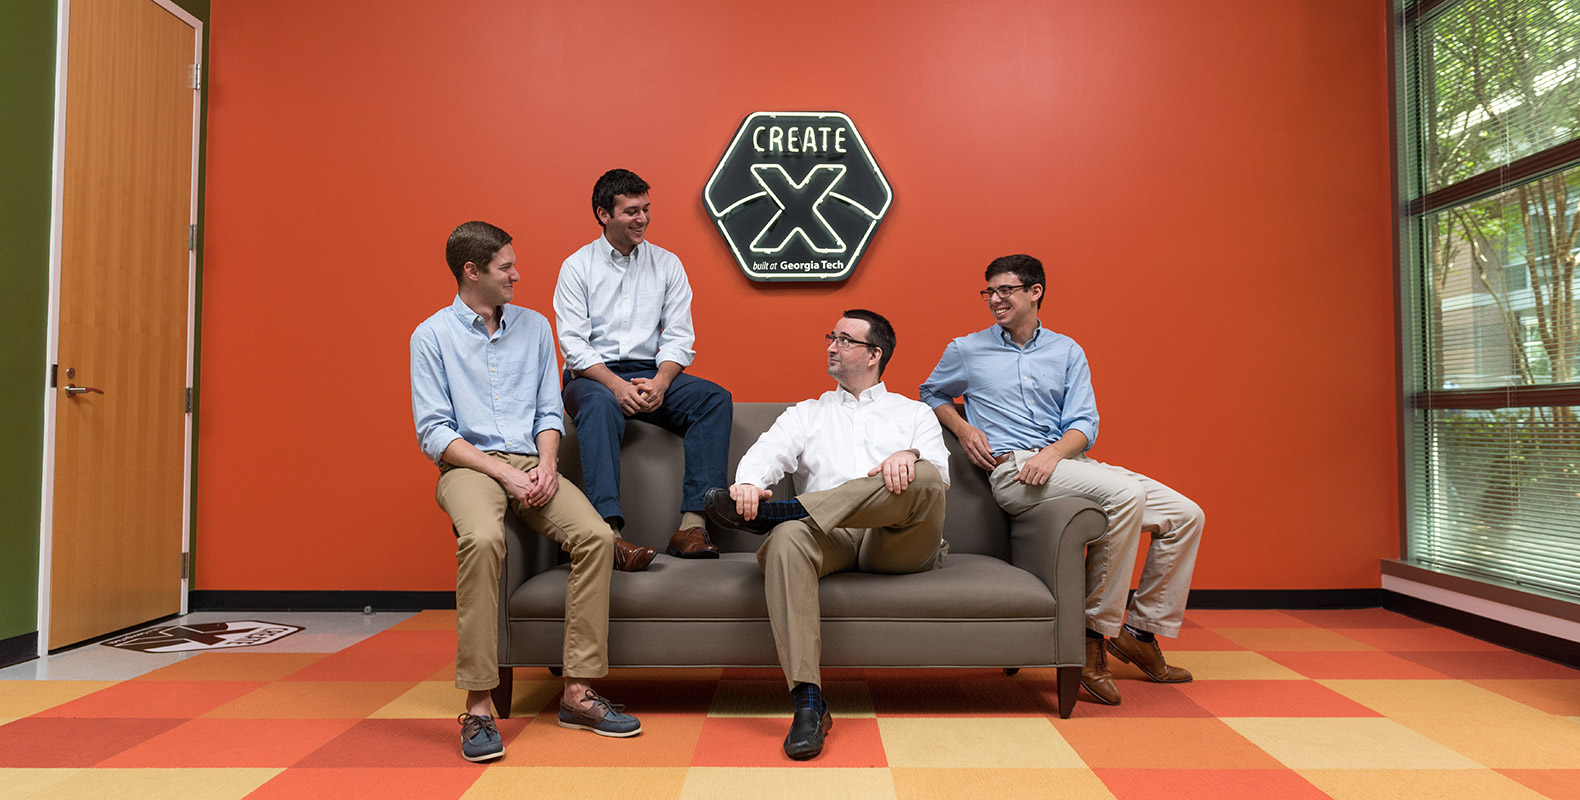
[[555, 169, 733, 563], [920, 254, 1204, 707], [412, 221, 641, 761]]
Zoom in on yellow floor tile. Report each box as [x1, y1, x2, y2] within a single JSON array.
[[1216, 628, 1375, 652], [1, 768, 78, 799], [464, 767, 688, 799], [1298, 768, 1551, 800], [366, 678, 561, 719], [1164, 651, 1306, 680], [709, 680, 873, 717], [679, 767, 897, 800], [0, 681, 115, 717], [880, 718, 1084, 768], [21, 768, 279, 800], [1225, 718, 1483, 769], [891, 767, 1113, 800], [368, 680, 471, 718], [1321, 680, 1580, 768]]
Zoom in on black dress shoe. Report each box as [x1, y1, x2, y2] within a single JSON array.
[[783, 704, 832, 760], [703, 487, 809, 535]]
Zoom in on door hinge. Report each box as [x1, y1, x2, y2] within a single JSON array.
[[188, 224, 196, 251], [190, 63, 201, 90], [49, 363, 57, 388], [185, 387, 193, 413]]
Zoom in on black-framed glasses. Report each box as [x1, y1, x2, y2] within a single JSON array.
[[825, 333, 876, 350], [979, 284, 1030, 300]]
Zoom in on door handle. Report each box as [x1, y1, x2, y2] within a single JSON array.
[[65, 384, 104, 397]]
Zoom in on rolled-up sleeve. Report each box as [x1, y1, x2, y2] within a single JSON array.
[[918, 339, 966, 409], [911, 404, 952, 488], [411, 326, 461, 464], [553, 258, 601, 371], [1060, 345, 1099, 450], [530, 316, 565, 440], [655, 255, 697, 368]]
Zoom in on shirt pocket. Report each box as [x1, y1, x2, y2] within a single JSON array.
[[502, 360, 540, 402]]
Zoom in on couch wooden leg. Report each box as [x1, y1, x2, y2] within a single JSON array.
[[548, 666, 563, 677], [1056, 665, 1079, 719], [1003, 668, 1020, 676], [491, 668, 513, 719]]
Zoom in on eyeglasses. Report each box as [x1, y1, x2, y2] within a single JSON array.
[[979, 284, 1030, 300], [825, 333, 876, 350]]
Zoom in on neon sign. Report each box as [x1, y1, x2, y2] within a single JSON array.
[[704, 112, 892, 282]]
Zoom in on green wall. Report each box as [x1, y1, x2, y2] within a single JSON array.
[[0, 0, 57, 648], [0, 0, 210, 654]]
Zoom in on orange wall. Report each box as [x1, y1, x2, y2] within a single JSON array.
[[197, 0, 1397, 591]]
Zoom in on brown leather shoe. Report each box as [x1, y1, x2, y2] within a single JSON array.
[[666, 526, 719, 559], [1081, 637, 1121, 705], [612, 538, 656, 572], [1107, 628, 1193, 683]]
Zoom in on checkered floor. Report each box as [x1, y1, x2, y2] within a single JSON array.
[[2, 608, 1578, 799]]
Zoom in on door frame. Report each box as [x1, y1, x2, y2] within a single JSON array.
[[36, 0, 203, 657]]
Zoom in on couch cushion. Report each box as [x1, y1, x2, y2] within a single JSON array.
[[508, 553, 1056, 622]]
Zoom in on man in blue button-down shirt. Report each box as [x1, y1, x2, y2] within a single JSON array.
[[555, 169, 733, 563], [920, 254, 1204, 708], [412, 221, 641, 761]]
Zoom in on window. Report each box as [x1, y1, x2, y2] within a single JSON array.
[[1401, 0, 1580, 599]]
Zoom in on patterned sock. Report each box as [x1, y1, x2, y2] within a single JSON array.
[[791, 682, 826, 717]]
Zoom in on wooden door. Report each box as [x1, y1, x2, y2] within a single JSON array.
[[49, 0, 197, 649]]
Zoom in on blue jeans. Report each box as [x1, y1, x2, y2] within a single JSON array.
[[562, 360, 732, 526]]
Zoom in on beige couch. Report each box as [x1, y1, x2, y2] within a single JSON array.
[[491, 402, 1105, 718]]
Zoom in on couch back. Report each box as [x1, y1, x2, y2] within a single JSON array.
[[559, 401, 1012, 558]]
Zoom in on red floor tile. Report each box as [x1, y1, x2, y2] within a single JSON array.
[[1174, 680, 1382, 718], [0, 718, 185, 767], [691, 716, 886, 767], [1183, 610, 1317, 628], [292, 717, 532, 767], [1262, 650, 1453, 680], [868, 678, 1049, 717], [34, 680, 266, 718], [1397, 649, 1580, 679], [96, 717, 361, 767], [1498, 769, 1580, 800], [1167, 627, 1248, 651], [284, 630, 457, 682], [1097, 768, 1330, 799], [1281, 608, 1434, 629], [516, 711, 705, 766], [246, 767, 484, 800], [1022, 678, 1212, 718], [1334, 626, 1503, 652], [1054, 719, 1285, 769]]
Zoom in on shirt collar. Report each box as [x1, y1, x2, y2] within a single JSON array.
[[835, 381, 888, 405], [997, 322, 1044, 349], [449, 294, 507, 333], [601, 232, 639, 264]]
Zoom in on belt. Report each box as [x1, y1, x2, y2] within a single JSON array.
[[993, 453, 1014, 466]]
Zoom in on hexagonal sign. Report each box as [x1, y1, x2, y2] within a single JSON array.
[[704, 112, 892, 282]]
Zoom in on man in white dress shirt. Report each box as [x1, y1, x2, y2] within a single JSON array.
[[705, 309, 950, 761], [555, 169, 733, 569]]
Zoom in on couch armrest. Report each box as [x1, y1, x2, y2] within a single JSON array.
[[1007, 497, 1106, 666]]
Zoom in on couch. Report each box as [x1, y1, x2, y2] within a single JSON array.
[[491, 402, 1105, 719]]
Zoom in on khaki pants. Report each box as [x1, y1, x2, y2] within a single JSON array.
[[437, 452, 615, 690], [757, 461, 949, 689], [990, 451, 1204, 639]]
